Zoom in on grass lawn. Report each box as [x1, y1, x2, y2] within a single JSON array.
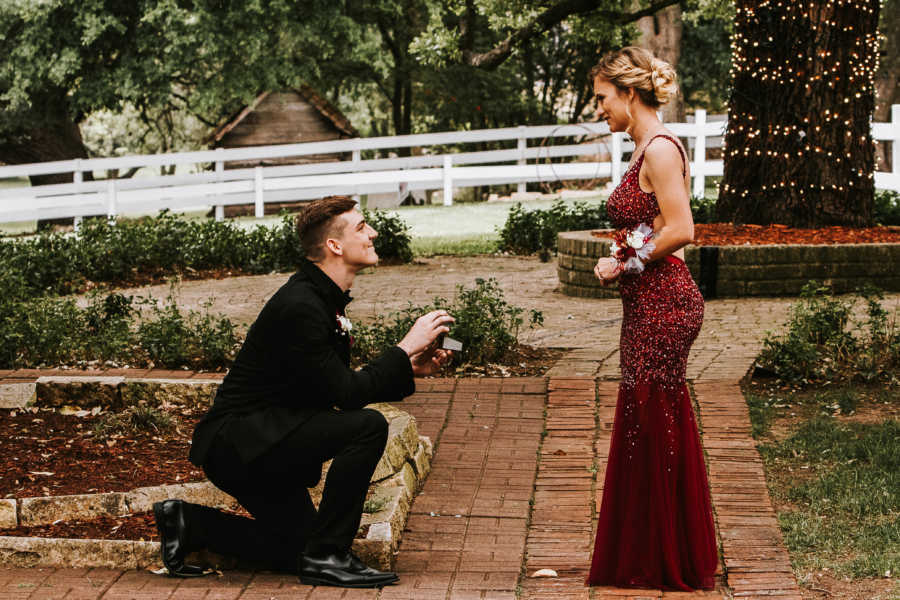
[[745, 381, 899, 600]]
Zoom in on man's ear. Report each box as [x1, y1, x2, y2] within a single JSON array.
[[325, 237, 342, 256]]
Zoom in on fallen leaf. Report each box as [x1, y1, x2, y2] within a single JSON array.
[[553, 449, 567, 456], [531, 569, 558, 578]]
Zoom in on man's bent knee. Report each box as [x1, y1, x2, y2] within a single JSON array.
[[358, 408, 389, 444]]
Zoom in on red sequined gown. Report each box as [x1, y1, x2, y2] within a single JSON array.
[[586, 135, 717, 591]]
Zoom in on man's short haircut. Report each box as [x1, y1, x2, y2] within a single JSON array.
[[296, 196, 358, 260]]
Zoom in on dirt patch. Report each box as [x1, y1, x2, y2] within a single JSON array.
[[593, 223, 900, 245], [450, 344, 564, 377], [799, 572, 896, 600], [0, 407, 204, 498]]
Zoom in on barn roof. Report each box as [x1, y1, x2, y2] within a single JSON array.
[[210, 86, 358, 144]]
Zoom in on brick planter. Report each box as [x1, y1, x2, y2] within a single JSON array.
[[557, 230, 900, 298]]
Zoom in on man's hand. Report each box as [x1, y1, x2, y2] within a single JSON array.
[[397, 310, 455, 357], [410, 347, 453, 376]]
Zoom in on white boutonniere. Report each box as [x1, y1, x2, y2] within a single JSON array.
[[336, 314, 353, 335]]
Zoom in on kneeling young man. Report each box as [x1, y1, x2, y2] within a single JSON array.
[[153, 196, 453, 588]]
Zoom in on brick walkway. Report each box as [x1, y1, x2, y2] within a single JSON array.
[[5, 257, 877, 599]]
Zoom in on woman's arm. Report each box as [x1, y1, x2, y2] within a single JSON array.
[[641, 140, 694, 260]]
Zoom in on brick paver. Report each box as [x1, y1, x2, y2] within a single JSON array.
[[4, 256, 879, 598]]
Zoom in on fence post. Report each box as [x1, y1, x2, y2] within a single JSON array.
[[517, 125, 527, 194], [73, 159, 83, 233], [106, 179, 117, 224], [443, 155, 453, 206], [254, 166, 264, 218], [351, 149, 361, 205], [892, 104, 899, 179], [692, 109, 707, 198], [214, 148, 224, 221], [612, 133, 623, 185]]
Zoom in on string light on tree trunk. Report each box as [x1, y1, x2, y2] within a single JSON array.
[[717, 0, 880, 226]]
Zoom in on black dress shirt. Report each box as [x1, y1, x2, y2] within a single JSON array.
[[189, 258, 415, 466]]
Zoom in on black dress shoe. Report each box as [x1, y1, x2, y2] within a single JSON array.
[[152, 500, 208, 578], [299, 551, 398, 588]]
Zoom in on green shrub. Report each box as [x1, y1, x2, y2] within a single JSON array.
[[496, 200, 608, 260], [0, 211, 304, 301], [874, 190, 900, 226], [352, 278, 543, 367], [689, 195, 717, 224], [0, 286, 241, 370], [362, 209, 413, 264], [757, 282, 899, 385], [135, 291, 241, 370]]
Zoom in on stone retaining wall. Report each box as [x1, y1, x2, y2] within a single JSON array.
[[558, 230, 900, 299], [0, 380, 432, 571]]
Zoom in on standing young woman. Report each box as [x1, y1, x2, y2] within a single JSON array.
[[586, 47, 718, 591]]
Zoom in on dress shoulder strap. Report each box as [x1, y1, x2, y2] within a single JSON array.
[[647, 134, 687, 177]]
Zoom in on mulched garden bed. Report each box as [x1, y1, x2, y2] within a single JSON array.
[[0, 407, 205, 499], [0, 512, 161, 541], [0, 510, 370, 542], [455, 344, 564, 377], [592, 223, 900, 245]]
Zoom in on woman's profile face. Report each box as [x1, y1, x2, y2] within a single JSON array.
[[593, 76, 631, 133]]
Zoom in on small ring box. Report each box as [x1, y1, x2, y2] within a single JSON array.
[[441, 336, 463, 352]]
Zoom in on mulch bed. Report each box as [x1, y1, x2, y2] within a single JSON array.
[[0, 510, 370, 542], [592, 223, 900, 245], [456, 345, 564, 377], [0, 408, 205, 499], [0, 512, 161, 541]]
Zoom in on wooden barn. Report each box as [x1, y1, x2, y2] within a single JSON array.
[[211, 86, 358, 166], [209, 86, 358, 215]]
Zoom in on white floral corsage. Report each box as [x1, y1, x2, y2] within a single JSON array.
[[609, 222, 656, 274]]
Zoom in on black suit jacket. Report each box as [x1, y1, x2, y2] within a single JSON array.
[[189, 258, 414, 467]]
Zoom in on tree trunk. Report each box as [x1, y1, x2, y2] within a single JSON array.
[[875, 0, 899, 172], [633, 2, 684, 123], [717, 1, 881, 227], [0, 118, 91, 186]]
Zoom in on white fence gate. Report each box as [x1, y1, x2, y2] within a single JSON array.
[[0, 105, 898, 225]]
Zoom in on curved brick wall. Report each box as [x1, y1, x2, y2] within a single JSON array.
[[558, 230, 900, 298]]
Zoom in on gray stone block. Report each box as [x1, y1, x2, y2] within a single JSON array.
[[120, 379, 219, 409], [0, 537, 140, 569], [0, 383, 35, 409], [19, 492, 125, 526], [35, 377, 124, 409], [0, 499, 16, 528], [125, 481, 237, 513]]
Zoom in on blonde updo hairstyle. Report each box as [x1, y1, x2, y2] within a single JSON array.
[[590, 46, 678, 108]]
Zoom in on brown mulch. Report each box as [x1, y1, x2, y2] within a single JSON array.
[[0, 510, 370, 542], [592, 223, 900, 246], [0, 408, 205, 499], [0, 512, 161, 541], [454, 345, 564, 378]]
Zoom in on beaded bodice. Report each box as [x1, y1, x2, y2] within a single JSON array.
[[606, 134, 686, 230]]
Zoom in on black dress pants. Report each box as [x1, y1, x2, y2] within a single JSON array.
[[186, 407, 389, 571]]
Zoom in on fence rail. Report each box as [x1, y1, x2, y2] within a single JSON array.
[[0, 105, 897, 225]]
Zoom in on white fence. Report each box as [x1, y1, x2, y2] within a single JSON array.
[[0, 105, 898, 225]]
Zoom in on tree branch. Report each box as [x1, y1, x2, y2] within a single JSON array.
[[463, 0, 682, 70]]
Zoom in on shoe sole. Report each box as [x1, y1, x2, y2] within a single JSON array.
[[152, 502, 208, 578], [299, 575, 399, 588]]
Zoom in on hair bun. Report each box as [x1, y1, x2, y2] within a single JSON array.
[[649, 59, 677, 105]]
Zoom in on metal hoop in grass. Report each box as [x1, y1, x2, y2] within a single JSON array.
[[535, 124, 612, 196]]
